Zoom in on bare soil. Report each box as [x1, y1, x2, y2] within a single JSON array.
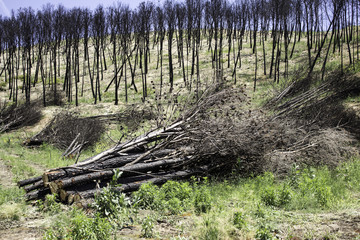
[[0, 159, 15, 188], [0, 210, 46, 240]]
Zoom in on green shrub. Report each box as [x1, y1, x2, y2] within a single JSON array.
[[93, 170, 134, 228], [133, 182, 162, 209], [133, 180, 195, 214], [44, 210, 113, 240], [255, 224, 273, 240], [314, 184, 332, 207], [141, 215, 155, 238], [338, 157, 360, 191], [161, 181, 192, 201], [261, 186, 277, 206], [194, 186, 212, 214], [43, 193, 62, 214], [233, 211, 247, 230], [254, 203, 266, 218], [256, 172, 275, 188], [277, 183, 292, 206], [164, 197, 183, 214]]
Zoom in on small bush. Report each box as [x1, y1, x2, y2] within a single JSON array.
[[93, 170, 134, 227], [161, 181, 192, 202], [254, 203, 266, 218], [314, 184, 332, 207], [44, 210, 113, 240], [43, 193, 62, 214], [194, 187, 212, 214], [94, 187, 130, 219], [277, 183, 292, 206], [260, 187, 277, 207], [233, 211, 247, 230], [255, 224, 273, 240], [133, 180, 197, 214], [141, 215, 155, 238], [133, 182, 162, 210], [164, 197, 183, 214]]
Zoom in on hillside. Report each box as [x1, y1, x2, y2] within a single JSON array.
[[0, 0, 360, 239]]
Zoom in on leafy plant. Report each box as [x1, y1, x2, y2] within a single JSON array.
[[43, 193, 62, 213], [141, 215, 155, 238], [44, 209, 113, 240], [255, 224, 273, 240], [93, 169, 134, 228], [232, 211, 247, 230], [133, 180, 195, 214], [261, 186, 277, 207], [194, 186, 212, 214], [133, 182, 162, 209]]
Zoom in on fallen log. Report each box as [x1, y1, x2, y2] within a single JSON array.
[[54, 157, 188, 192], [42, 149, 176, 185], [69, 170, 196, 202], [24, 180, 44, 193], [18, 176, 42, 188], [25, 187, 50, 201]]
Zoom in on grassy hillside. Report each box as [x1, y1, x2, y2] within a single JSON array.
[[0, 27, 360, 239]]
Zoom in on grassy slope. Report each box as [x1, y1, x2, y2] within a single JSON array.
[[0, 32, 359, 239]]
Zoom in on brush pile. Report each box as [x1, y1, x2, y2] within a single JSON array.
[[25, 112, 106, 157], [0, 102, 42, 133], [18, 72, 360, 204]]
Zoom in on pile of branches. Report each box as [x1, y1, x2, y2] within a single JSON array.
[[86, 104, 156, 130], [26, 112, 105, 153], [18, 86, 252, 204], [270, 69, 360, 135], [18, 82, 359, 204], [0, 102, 42, 134]]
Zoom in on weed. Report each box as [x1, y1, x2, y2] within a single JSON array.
[[133, 182, 162, 210], [232, 211, 247, 230], [133, 180, 196, 214], [93, 170, 134, 227], [164, 197, 184, 214], [44, 209, 113, 240], [43, 193, 62, 214], [199, 217, 220, 240], [254, 203, 266, 218], [194, 186, 212, 214], [278, 183, 293, 206], [261, 186, 277, 207], [0, 202, 23, 220], [141, 215, 155, 238], [255, 224, 273, 240]]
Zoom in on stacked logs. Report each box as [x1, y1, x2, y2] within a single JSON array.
[[18, 119, 202, 204], [18, 86, 250, 204]]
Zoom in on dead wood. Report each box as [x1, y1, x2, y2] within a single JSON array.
[[0, 102, 42, 134], [18, 81, 360, 203], [25, 111, 105, 150]]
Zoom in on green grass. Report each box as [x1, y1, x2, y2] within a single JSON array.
[[0, 132, 76, 181], [188, 157, 360, 238], [0, 186, 24, 205]]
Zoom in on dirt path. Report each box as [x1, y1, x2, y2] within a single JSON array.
[[0, 159, 15, 188], [280, 210, 360, 239], [0, 217, 45, 240]]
